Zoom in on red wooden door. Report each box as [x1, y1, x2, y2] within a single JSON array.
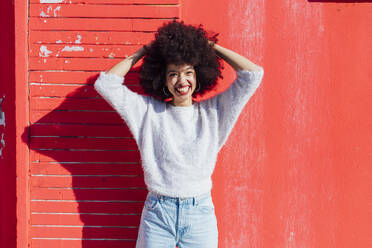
[[28, 1, 180, 247]]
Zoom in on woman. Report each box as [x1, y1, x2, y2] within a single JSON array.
[[94, 21, 263, 248]]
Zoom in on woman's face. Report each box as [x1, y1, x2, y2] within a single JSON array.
[[165, 63, 197, 107]]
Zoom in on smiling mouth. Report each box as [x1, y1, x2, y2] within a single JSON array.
[[175, 85, 191, 95]]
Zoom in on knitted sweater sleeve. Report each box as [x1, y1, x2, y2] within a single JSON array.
[[207, 67, 264, 149], [94, 72, 150, 140]]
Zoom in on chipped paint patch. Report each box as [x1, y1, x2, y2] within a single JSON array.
[[0, 95, 5, 158], [46, 6, 53, 16], [0, 133, 4, 146], [75, 34, 82, 44], [56, 40, 62, 44], [40, 0, 63, 3], [40, 5, 61, 17], [0, 95, 5, 127], [61, 46, 84, 52], [39, 45, 52, 57], [53, 6, 61, 17], [40, 11, 49, 17], [0, 133, 4, 158]]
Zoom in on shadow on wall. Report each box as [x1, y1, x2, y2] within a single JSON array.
[[22, 68, 146, 248]]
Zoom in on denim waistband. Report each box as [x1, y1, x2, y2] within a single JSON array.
[[148, 191, 211, 205]]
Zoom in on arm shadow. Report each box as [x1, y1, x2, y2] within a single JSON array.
[[22, 67, 146, 248]]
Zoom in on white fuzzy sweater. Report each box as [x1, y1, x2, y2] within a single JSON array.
[[94, 68, 264, 197]]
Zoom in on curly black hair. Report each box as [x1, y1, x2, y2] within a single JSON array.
[[139, 20, 223, 100]]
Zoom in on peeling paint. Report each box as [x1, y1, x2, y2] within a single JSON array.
[[40, 10, 49, 17], [0, 133, 4, 158], [89, 48, 93, 52], [39, 45, 52, 57], [53, 6, 61, 17], [46, 6, 53, 16], [0, 95, 5, 127], [75, 34, 82, 44], [61, 46, 84, 52], [41, 5, 60, 17], [0, 95, 5, 158], [56, 40, 62, 44]]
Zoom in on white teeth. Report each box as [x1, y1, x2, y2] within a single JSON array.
[[177, 86, 189, 93]]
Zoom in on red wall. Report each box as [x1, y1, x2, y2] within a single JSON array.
[[183, 0, 372, 247], [3, 0, 372, 247]]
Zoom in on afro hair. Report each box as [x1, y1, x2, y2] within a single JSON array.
[[139, 20, 223, 100]]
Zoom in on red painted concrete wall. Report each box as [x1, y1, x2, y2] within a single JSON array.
[[2, 0, 371, 247], [183, 1, 372, 247]]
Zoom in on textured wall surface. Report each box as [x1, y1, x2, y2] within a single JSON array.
[[183, 1, 372, 247], [5, 0, 372, 247]]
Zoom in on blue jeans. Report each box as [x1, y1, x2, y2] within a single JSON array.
[[136, 191, 218, 248]]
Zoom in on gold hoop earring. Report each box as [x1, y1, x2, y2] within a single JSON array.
[[163, 86, 170, 96], [195, 83, 201, 92]]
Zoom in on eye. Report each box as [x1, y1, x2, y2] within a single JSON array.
[[168, 73, 177, 78], [186, 71, 194, 75]]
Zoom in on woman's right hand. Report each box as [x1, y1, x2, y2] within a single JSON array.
[[106, 44, 150, 77]]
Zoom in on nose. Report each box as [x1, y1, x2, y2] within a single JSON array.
[[177, 73, 187, 83]]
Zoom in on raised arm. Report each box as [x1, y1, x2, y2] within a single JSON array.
[[210, 42, 262, 72], [106, 46, 147, 77], [205, 42, 264, 149], [94, 44, 152, 141]]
